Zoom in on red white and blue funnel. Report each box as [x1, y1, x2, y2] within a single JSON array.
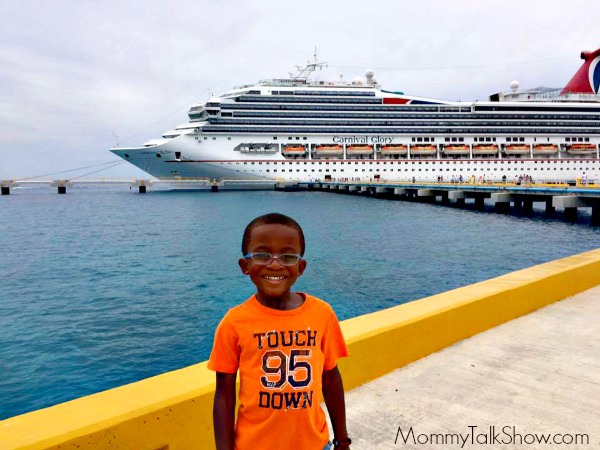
[[560, 48, 600, 94]]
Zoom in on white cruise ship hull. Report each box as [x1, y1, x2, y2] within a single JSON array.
[[111, 48, 600, 184], [111, 133, 600, 183]]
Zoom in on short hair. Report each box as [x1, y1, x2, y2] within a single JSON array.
[[242, 213, 305, 255]]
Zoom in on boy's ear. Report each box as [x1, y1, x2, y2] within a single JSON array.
[[239, 258, 249, 275], [297, 259, 307, 276]]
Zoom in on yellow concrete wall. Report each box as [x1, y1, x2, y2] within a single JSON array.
[[2, 248, 600, 450]]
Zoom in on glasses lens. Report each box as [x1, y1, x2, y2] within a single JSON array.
[[251, 253, 273, 264], [279, 254, 300, 265]]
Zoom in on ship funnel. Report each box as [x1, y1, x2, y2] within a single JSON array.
[[560, 48, 600, 95]]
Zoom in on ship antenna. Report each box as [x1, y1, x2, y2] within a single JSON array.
[[290, 47, 328, 81]]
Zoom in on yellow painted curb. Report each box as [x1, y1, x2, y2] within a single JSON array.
[[1, 248, 599, 449]]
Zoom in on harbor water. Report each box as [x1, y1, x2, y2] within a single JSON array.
[[1, 187, 599, 420]]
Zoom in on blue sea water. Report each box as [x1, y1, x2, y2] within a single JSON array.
[[0, 186, 599, 420]]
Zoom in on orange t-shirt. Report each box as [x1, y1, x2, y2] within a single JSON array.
[[208, 293, 349, 450]]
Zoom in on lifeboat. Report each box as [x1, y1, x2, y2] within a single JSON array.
[[504, 144, 531, 155], [282, 145, 306, 156], [410, 144, 437, 155], [566, 143, 597, 155], [346, 145, 374, 155], [380, 144, 408, 155], [443, 144, 470, 155], [472, 144, 499, 155], [532, 144, 558, 155], [315, 144, 343, 156]]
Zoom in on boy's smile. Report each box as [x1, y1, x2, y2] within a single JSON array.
[[239, 223, 307, 310]]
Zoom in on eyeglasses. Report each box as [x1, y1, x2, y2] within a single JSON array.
[[244, 252, 303, 266]]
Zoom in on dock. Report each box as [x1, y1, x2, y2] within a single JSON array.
[[340, 284, 599, 449], [305, 180, 600, 224], [4, 177, 600, 224]]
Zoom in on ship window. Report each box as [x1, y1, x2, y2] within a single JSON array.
[[124, 154, 130, 158], [156, 154, 161, 158], [204, 137, 207, 140]]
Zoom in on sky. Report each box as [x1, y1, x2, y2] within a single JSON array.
[[0, 0, 598, 179]]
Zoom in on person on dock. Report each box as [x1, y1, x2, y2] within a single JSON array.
[[208, 213, 351, 450]]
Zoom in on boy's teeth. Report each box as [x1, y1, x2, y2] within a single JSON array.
[[265, 276, 284, 280]]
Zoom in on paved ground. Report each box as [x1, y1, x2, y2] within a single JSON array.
[[338, 285, 600, 449]]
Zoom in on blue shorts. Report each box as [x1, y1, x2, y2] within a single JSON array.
[[323, 442, 333, 450]]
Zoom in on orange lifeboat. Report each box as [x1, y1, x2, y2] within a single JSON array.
[[410, 144, 437, 155], [504, 144, 531, 155], [346, 145, 373, 155], [472, 144, 499, 155], [380, 144, 408, 155], [532, 144, 558, 155], [315, 144, 343, 156], [566, 143, 597, 155], [282, 145, 306, 155], [443, 144, 470, 155]]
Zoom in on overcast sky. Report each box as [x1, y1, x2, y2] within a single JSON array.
[[1, 0, 598, 178]]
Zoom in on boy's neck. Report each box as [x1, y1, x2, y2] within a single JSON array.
[[255, 292, 305, 310]]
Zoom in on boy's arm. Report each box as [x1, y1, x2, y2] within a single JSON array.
[[322, 365, 351, 449], [213, 371, 237, 450]]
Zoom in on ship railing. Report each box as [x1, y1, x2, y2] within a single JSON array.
[[220, 178, 281, 186]]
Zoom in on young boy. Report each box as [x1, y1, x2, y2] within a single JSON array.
[[208, 213, 351, 450]]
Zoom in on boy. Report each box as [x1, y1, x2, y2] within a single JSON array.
[[208, 213, 351, 450]]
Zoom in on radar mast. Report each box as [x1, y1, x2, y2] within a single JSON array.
[[290, 47, 328, 81]]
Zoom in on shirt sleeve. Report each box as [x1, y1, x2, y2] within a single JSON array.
[[322, 308, 349, 371], [207, 312, 240, 374]]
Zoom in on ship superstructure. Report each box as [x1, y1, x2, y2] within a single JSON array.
[[111, 50, 600, 183]]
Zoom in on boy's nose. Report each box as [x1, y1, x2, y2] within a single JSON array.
[[266, 255, 285, 268]]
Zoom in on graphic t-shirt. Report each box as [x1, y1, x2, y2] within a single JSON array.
[[208, 293, 349, 450]]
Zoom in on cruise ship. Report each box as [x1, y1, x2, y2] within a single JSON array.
[[111, 49, 600, 183]]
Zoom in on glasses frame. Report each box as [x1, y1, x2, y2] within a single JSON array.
[[244, 252, 304, 266]]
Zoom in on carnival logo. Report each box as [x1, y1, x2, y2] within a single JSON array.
[[333, 136, 394, 144], [589, 55, 600, 94]]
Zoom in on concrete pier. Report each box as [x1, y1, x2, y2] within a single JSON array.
[[304, 181, 600, 225], [340, 285, 600, 449]]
